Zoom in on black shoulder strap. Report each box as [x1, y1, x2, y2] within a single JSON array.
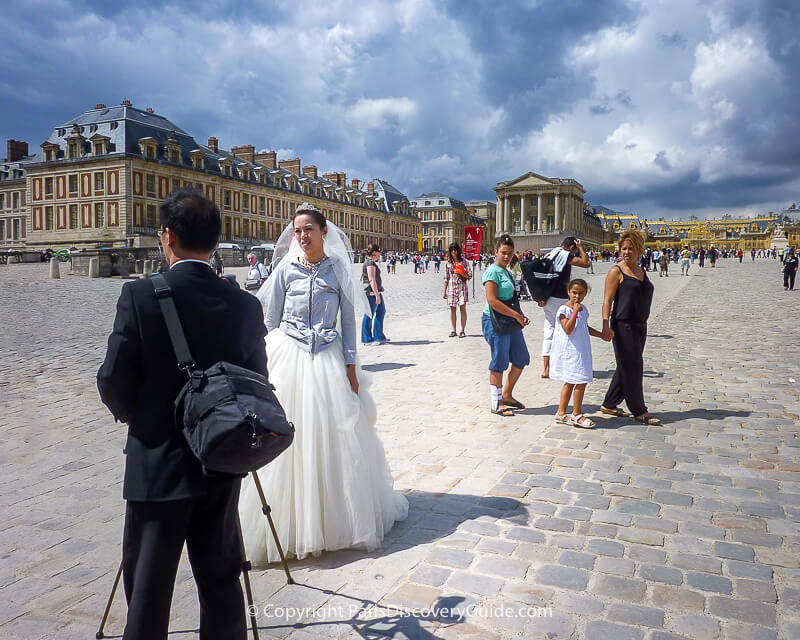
[[151, 273, 195, 372]]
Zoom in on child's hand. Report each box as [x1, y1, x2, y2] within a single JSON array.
[[573, 303, 583, 313]]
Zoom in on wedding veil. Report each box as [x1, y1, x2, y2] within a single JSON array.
[[255, 217, 370, 317]]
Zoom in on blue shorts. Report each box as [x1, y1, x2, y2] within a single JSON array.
[[482, 313, 530, 372]]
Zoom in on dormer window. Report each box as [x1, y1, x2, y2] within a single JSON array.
[[190, 150, 205, 170], [41, 141, 59, 162], [90, 133, 110, 156], [138, 137, 158, 160], [237, 165, 249, 180], [164, 132, 182, 164]]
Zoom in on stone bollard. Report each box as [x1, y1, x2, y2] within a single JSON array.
[[88, 257, 100, 278], [143, 260, 153, 276], [135, 259, 143, 274], [49, 258, 60, 279]]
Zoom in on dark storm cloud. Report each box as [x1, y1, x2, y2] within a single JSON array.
[[659, 32, 687, 47], [441, 0, 638, 136], [590, 104, 613, 115]]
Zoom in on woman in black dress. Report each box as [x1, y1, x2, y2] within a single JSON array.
[[600, 230, 660, 425]]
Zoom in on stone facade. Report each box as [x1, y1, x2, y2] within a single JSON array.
[[410, 192, 475, 252], [494, 172, 607, 252], [0, 140, 31, 250], [9, 102, 421, 253]]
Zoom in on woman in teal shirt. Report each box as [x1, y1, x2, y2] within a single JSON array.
[[482, 234, 530, 416]]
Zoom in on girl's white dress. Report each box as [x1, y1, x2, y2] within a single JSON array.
[[238, 261, 408, 565], [549, 304, 594, 385]]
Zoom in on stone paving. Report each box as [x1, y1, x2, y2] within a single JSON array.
[[0, 257, 798, 639]]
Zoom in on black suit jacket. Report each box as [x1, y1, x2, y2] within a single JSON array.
[[97, 261, 268, 501]]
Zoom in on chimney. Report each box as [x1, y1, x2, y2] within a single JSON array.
[[7, 140, 29, 162], [323, 171, 346, 187], [95, 103, 107, 109], [303, 165, 318, 179], [254, 149, 276, 168], [231, 144, 255, 163], [207, 137, 219, 153], [368, 181, 375, 195], [121, 99, 132, 106], [351, 178, 361, 191], [146, 107, 154, 114], [278, 157, 301, 175]]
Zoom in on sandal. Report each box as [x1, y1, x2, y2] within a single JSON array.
[[600, 406, 630, 417], [449, 331, 457, 337], [633, 413, 661, 425], [491, 406, 515, 417], [459, 331, 466, 338], [554, 413, 570, 424], [568, 413, 596, 429], [502, 398, 525, 409]]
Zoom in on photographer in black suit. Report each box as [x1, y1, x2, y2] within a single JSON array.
[[97, 189, 267, 640]]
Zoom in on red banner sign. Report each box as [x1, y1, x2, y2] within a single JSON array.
[[464, 226, 483, 260]]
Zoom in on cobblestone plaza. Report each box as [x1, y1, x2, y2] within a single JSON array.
[[1, 258, 799, 639]]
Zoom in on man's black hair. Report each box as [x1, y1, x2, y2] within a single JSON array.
[[561, 236, 578, 250], [159, 188, 221, 253]]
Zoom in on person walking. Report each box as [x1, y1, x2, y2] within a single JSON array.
[[443, 242, 471, 338], [658, 250, 669, 277], [482, 235, 530, 416], [211, 249, 224, 276], [699, 247, 706, 268], [97, 189, 265, 639], [600, 230, 659, 425], [361, 243, 388, 344], [784, 248, 798, 290], [538, 236, 591, 378], [680, 245, 691, 276]]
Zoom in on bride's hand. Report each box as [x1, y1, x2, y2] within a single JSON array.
[[346, 364, 359, 395]]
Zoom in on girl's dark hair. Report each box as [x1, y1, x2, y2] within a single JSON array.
[[568, 278, 589, 293], [447, 242, 461, 262], [495, 234, 514, 251], [294, 207, 327, 229], [367, 243, 381, 254]]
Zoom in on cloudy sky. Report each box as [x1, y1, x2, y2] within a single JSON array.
[[1, 0, 798, 218]]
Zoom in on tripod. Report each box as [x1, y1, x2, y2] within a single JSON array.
[[96, 471, 293, 640]]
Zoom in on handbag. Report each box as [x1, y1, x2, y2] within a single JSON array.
[[490, 292, 524, 335], [151, 274, 294, 476]]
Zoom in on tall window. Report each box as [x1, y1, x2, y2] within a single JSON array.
[[69, 204, 78, 229], [146, 205, 157, 228], [259, 197, 265, 214], [95, 203, 104, 228], [223, 190, 232, 209], [0, 193, 4, 210], [68, 142, 79, 158], [13, 219, 19, 239], [45, 177, 53, 196], [172, 178, 181, 193], [94, 172, 104, 191], [146, 174, 155, 195], [242, 193, 249, 213], [45, 206, 54, 230], [13, 192, 19, 209], [69, 174, 78, 194], [0, 220, 4, 239]]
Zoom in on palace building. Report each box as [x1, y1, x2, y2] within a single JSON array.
[[493, 172, 607, 251], [3, 102, 420, 253], [410, 192, 475, 252], [593, 207, 783, 251]]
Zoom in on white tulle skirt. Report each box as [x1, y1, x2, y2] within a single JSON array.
[[238, 329, 409, 565]]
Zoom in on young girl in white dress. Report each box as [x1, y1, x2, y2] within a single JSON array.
[[238, 203, 408, 565], [550, 278, 603, 428]]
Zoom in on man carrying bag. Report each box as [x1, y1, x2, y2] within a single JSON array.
[[97, 188, 268, 640]]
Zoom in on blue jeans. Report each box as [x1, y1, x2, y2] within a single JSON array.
[[362, 295, 387, 343]]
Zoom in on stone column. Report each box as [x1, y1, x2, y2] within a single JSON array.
[[504, 197, 510, 234], [537, 193, 543, 233], [520, 194, 527, 234], [495, 194, 502, 234], [555, 193, 561, 232]]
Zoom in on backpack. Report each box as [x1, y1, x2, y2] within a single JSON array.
[[521, 254, 559, 302]]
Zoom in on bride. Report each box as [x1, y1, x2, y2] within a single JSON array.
[[238, 202, 408, 565]]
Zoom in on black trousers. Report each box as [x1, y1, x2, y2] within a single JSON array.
[[603, 320, 648, 417], [122, 479, 246, 640], [785, 270, 797, 290]]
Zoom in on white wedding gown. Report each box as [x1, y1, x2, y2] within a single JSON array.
[[238, 329, 409, 565]]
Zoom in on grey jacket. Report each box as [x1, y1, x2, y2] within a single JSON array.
[[263, 258, 357, 365]]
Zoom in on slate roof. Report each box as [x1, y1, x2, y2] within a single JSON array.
[[411, 192, 468, 211], [371, 179, 415, 217]]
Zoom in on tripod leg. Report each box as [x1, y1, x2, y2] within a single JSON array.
[[237, 515, 260, 640], [250, 471, 294, 584], [96, 559, 123, 639]]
